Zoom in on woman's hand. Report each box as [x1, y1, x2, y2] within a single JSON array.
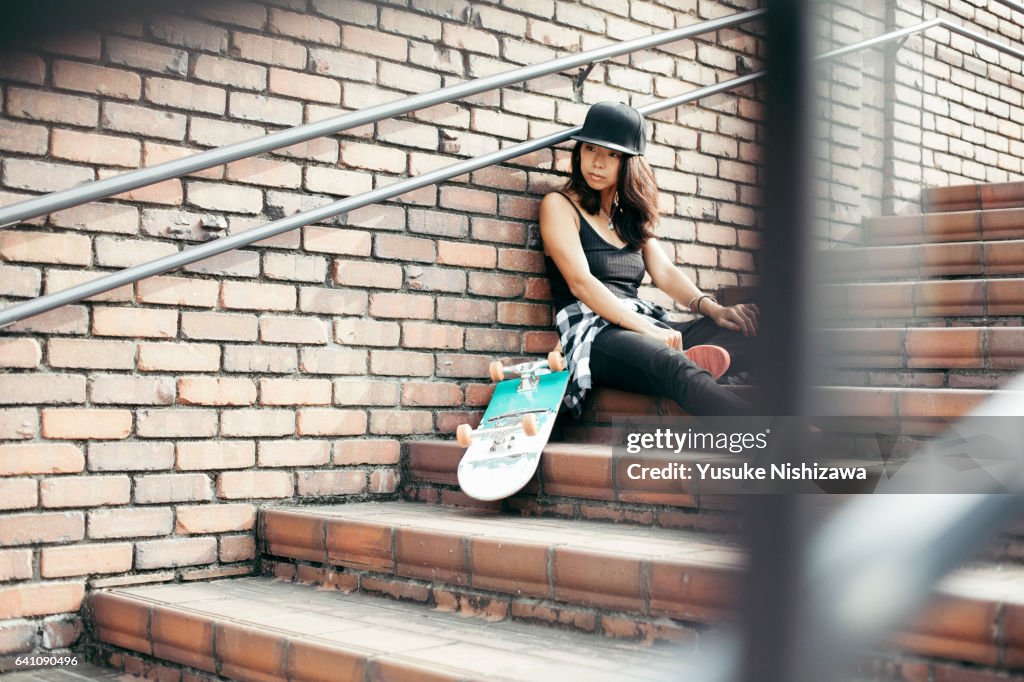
[[709, 303, 759, 337], [642, 325, 683, 350]]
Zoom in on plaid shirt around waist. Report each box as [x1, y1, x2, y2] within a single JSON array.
[[554, 298, 674, 418]]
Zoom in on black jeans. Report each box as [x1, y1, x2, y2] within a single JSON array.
[[589, 315, 754, 417]]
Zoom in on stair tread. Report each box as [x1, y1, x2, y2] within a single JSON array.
[[264, 501, 741, 564], [95, 577, 680, 682]]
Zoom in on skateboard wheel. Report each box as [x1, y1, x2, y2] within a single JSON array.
[[489, 360, 505, 383], [456, 424, 474, 447], [547, 351, 565, 372], [522, 413, 539, 437]]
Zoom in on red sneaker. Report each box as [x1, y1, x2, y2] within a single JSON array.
[[684, 344, 731, 380]]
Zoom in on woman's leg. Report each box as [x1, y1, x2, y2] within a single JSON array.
[[680, 316, 756, 377], [589, 325, 752, 416]]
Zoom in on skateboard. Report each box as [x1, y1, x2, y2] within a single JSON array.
[[456, 351, 569, 501]]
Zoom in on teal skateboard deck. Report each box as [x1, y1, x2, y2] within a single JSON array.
[[457, 352, 569, 501]]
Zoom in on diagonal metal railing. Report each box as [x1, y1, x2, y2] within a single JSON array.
[[0, 9, 767, 229], [0, 15, 1021, 334]]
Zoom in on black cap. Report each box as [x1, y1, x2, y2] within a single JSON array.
[[570, 101, 647, 156]]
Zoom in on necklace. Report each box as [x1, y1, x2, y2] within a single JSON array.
[[599, 206, 615, 230]]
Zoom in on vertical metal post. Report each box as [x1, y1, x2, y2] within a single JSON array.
[[740, 0, 814, 680]]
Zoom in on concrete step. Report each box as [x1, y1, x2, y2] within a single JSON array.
[[820, 240, 1024, 282], [90, 576, 682, 682], [863, 208, 1024, 246], [818, 278, 1024, 321], [923, 181, 1024, 213]]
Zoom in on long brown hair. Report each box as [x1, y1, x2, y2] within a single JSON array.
[[562, 141, 659, 250]]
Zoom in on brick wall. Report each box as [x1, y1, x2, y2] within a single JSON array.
[[0, 0, 764, 656], [813, 0, 1023, 244]]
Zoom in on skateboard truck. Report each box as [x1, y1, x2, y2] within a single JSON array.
[[488, 351, 566, 393]]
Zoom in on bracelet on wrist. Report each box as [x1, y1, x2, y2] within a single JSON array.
[[696, 294, 717, 316]]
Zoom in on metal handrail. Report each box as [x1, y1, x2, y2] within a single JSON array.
[[993, 0, 1024, 15], [0, 9, 766, 228], [2, 17, 1022, 329]]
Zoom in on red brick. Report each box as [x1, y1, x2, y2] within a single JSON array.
[[402, 383, 463, 407], [51, 203, 139, 236], [216, 471, 294, 500], [296, 471, 366, 496], [176, 504, 256, 534], [94, 237, 178, 269], [435, 354, 491, 379], [189, 117, 265, 147], [41, 615, 85, 649], [0, 230, 91, 266], [374, 235, 436, 263], [220, 535, 256, 562], [6, 306, 89, 335], [223, 346, 298, 374], [340, 141, 406, 173], [0, 264, 42, 298], [437, 298, 497, 324], [176, 441, 256, 470], [88, 508, 173, 539], [444, 23, 501, 54], [436, 241, 498, 269], [41, 409, 132, 440], [370, 410, 433, 435], [369, 469, 400, 494], [41, 543, 133, 578], [231, 32, 306, 69], [333, 259, 404, 289], [305, 166, 373, 196], [258, 315, 330, 345], [468, 272, 526, 298], [195, 2, 267, 30], [401, 322, 464, 350], [408, 209, 468, 238], [90, 375, 176, 405], [107, 36, 188, 76], [52, 61, 141, 99], [260, 378, 332, 406], [472, 217, 527, 244], [54, 128, 143, 167], [299, 287, 367, 316], [439, 187, 498, 214], [297, 409, 368, 436], [405, 266, 466, 293], [370, 293, 434, 320], [0, 338, 40, 369], [137, 342, 220, 372], [258, 441, 330, 467], [187, 181, 262, 214], [40, 476, 131, 508], [332, 380, 401, 406], [0, 117, 46, 154], [497, 302, 552, 326], [107, 176, 183, 206], [136, 276, 220, 307], [268, 67, 340, 104], [370, 350, 434, 377], [334, 440, 401, 466], [0, 549, 33, 581], [87, 442, 174, 472], [0, 51, 46, 84], [102, 102, 186, 141], [269, 8, 340, 44], [3, 159, 94, 193], [133, 474, 215, 505], [0, 511, 84, 546], [150, 13, 228, 52], [178, 377, 256, 406], [45, 269, 132, 303], [0, 443, 82, 476], [341, 24, 408, 60], [466, 328, 521, 352], [7, 88, 99, 126], [193, 54, 267, 90], [93, 307, 177, 339], [299, 348, 368, 376], [136, 537, 217, 570], [146, 77, 226, 115], [226, 154, 303, 187], [137, 408, 218, 438], [333, 319, 400, 348], [220, 409, 294, 437], [498, 248, 546, 273], [181, 312, 258, 342], [0, 480, 38, 511], [303, 227, 371, 256], [221, 281, 296, 311], [0, 582, 85, 620], [0, 409, 37, 441]]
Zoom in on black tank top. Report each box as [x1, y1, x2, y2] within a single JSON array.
[[544, 192, 646, 312]]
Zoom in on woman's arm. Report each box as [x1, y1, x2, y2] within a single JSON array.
[[642, 238, 759, 337], [540, 193, 682, 349]]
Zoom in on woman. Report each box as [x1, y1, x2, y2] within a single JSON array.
[[540, 101, 759, 417]]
